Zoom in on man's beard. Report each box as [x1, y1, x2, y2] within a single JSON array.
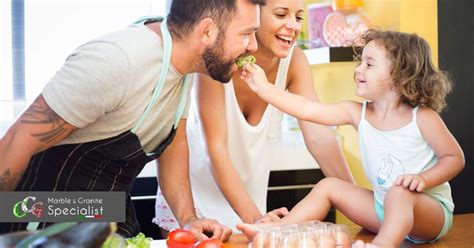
[[202, 35, 237, 83]]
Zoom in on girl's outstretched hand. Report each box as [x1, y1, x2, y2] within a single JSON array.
[[394, 174, 427, 192], [240, 63, 271, 94]]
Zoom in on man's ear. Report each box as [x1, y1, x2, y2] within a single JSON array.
[[195, 17, 219, 45]]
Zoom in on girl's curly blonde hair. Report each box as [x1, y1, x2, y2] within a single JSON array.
[[358, 29, 452, 113]]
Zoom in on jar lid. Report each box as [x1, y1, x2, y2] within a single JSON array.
[[332, 0, 364, 11]]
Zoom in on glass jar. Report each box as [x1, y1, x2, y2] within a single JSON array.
[[323, 0, 372, 47]]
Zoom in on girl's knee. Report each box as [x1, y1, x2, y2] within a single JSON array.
[[315, 177, 345, 191], [385, 185, 415, 202]]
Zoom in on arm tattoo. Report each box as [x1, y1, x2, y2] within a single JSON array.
[[0, 168, 24, 191], [20, 96, 74, 143]]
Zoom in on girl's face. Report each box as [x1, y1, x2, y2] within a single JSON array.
[[354, 40, 394, 100], [256, 0, 304, 58]]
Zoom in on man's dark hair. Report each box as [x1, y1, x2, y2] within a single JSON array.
[[168, 0, 266, 40]]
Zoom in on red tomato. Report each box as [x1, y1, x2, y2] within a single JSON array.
[[167, 228, 197, 248], [193, 238, 224, 248]]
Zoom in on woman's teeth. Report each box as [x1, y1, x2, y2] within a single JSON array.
[[277, 35, 292, 45]]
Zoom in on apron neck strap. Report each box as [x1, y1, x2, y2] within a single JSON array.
[[131, 17, 189, 134]]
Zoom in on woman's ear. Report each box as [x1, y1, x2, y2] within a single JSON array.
[[196, 17, 219, 45]]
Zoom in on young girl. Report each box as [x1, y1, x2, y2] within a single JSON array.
[[239, 29, 465, 247]]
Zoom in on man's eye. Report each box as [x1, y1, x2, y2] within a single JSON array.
[[296, 16, 304, 22], [276, 14, 285, 18]]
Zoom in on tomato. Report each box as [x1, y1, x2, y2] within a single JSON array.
[[166, 228, 197, 248], [193, 238, 224, 248]]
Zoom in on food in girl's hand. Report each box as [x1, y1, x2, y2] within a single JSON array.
[[167, 228, 197, 248], [235, 54, 256, 68]]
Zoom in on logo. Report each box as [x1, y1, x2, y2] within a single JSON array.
[[13, 196, 44, 218], [1, 192, 124, 222]]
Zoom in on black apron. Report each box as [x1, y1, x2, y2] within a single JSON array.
[[0, 17, 191, 237]]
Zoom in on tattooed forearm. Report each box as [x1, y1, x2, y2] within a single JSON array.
[[0, 168, 23, 191], [20, 96, 74, 143]]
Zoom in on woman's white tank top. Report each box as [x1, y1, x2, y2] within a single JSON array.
[[186, 48, 294, 228]]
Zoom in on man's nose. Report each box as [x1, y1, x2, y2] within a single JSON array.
[[247, 33, 258, 52]]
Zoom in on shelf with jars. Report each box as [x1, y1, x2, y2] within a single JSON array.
[[300, 0, 372, 65]]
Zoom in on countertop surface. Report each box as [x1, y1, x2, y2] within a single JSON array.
[[151, 214, 474, 248]]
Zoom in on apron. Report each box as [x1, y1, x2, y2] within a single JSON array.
[[0, 17, 191, 238]]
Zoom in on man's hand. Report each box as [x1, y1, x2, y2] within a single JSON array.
[[182, 217, 232, 242], [394, 174, 426, 192], [255, 207, 289, 224]]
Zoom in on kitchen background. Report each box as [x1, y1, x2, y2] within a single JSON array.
[[0, 0, 472, 239]]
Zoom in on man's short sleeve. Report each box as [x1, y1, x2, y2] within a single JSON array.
[[42, 41, 130, 128]]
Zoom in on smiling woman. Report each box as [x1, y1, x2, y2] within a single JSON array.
[[154, 0, 354, 233]]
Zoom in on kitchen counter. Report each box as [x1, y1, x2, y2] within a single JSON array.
[[149, 213, 474, 247]]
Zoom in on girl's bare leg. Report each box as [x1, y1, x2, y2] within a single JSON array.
[[238, 177, 381, 241], [278, 177, 381, 233], [371, 186, 445, 247]]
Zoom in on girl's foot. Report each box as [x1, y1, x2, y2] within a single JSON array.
[[236, 223, 259, 241], [236, 222, 277, 241]]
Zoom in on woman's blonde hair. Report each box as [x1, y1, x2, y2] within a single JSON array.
[[358, 29, 452, 113]]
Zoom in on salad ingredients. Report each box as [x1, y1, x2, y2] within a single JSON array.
[[193, 238, 224, 248], [167, 228, 197, 248], [126, 232, 152, 248]]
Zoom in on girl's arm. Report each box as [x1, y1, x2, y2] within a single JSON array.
[[412, 108, 465, 190], [196, 74, 262, 223], [284, 47, 355, 183], [242, 63, 357, 127]]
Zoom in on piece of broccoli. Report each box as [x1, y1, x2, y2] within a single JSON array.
[[235, 55, 256, 68]]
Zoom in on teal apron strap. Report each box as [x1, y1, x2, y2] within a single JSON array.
[[26, 222, 40, 231], [131, 16, 190, 155], [131, 17, 172, 133]]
